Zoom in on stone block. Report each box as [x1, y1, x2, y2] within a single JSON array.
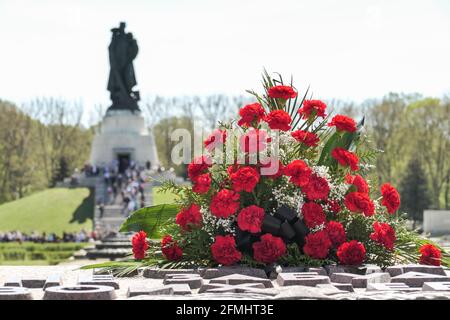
[[276, 273, 330, 287], [202, 267, 268, 279], [78, 274, 119, 289], [43, 274, 62, 290], [3, 276, 22, 287], [330, 282, 354, 292], [351, 273, 391, 288], [269, 266, 307, 279], [209, 274, 273, 288], [391, 272, 450, 287], [163, 274, 203, 289], [422, 282, 450, 291], [127, 285, 173, 297], [22, 277, 46, 288], [330, 273, 359, 284], [199, 283, 277, 296], [44, 285, 116, 300], [0, 287, 32, 300], [367, 282, 418, 292], [142, 268, 200, 279]]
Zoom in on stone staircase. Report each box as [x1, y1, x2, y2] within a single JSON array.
[[75, 176, 154, 261]]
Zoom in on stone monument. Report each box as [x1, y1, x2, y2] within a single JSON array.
[[90, 22, 159, 170]]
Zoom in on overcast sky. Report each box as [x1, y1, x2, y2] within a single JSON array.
[[1, 0, 450, 111]]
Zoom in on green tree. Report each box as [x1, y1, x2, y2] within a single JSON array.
[[399, 157, 431, 229]]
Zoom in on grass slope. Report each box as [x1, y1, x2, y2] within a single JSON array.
[[0, 188, 94, 234]]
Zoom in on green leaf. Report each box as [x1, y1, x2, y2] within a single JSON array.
[[119, 204, 180, 236]]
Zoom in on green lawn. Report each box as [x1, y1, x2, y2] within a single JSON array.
[[0, 188, 94, 235], [153, 186, 177, 205]]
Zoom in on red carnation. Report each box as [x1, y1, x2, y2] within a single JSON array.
[[210, 189, 241, 218], [204, 129, 227, 152], [291, 130, 320, 147], [302, 202, 326, 229], [259, 157, 284, 178], [303, 230, 332, 259], [161, 235, 183, 261], [240, 129, 270, 154], [331, 147, 359, 171], [328, 115, 357, 133], [381, 183, 401, 214], [268, 85, 297, 100], [337, 240, 366, 265], [131, 231, 148, 260], [370, 222, 396, 250], [187, 155, 212, 180], [344, 192, 375, 217], [192, 173, 211, 194], [265, 110, 292, 131], [325, 221, 346, 246], [346, 174, 369, 194], [284, 159, 312, 187], [419, 244, 441, 266], [302, 174, 330, 201], [237, 205, 265, 233], [238, 103, 266, 127], [326, 200, 342, 214], [211, 235, 242, 265], [175, 204, 202, 231], [253, 234, 286, 264], [298, 100, 327, 119], [230, 166, 260, 193]]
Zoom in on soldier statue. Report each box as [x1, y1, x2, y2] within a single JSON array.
[[107, 22, 140, 112]]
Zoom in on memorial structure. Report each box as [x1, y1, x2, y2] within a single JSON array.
[[90, 22, 159, 171]]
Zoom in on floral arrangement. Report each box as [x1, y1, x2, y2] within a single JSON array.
[[86, 71, 449, 274]]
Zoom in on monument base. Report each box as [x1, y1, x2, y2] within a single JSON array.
[[89, 109, 159, 169]]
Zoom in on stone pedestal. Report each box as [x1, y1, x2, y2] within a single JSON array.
[[89, 110, 159, 168]]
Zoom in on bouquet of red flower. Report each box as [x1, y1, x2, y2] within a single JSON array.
[[89, 71, 449, 274]]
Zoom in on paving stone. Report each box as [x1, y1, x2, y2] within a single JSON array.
[[43, 274, 62, 290], [367, 282, 418, 292], [330, 282, 354, 292], [276, 273, 330, 287], [202, 267, 268, 279], [209, 274, 274, 288], [351, 273, 391, 288], [163, 274, 203, 289], [3, 276, 22, 287], [422, 282, 450, 291], [127, 285, 174, 297], [44, 285, 116, 300], [78, 274, 119, 289], [199, 283, 278, 296], [142, 268, 200, 279], [391, 272, 450, 287], [0, 287, 32, 300]]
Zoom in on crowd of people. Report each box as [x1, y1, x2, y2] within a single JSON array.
[[0, 230, 98, 243], [84, 160, 151, 217]]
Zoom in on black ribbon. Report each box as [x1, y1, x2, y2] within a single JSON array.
[[235, 205, 309, 255]]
